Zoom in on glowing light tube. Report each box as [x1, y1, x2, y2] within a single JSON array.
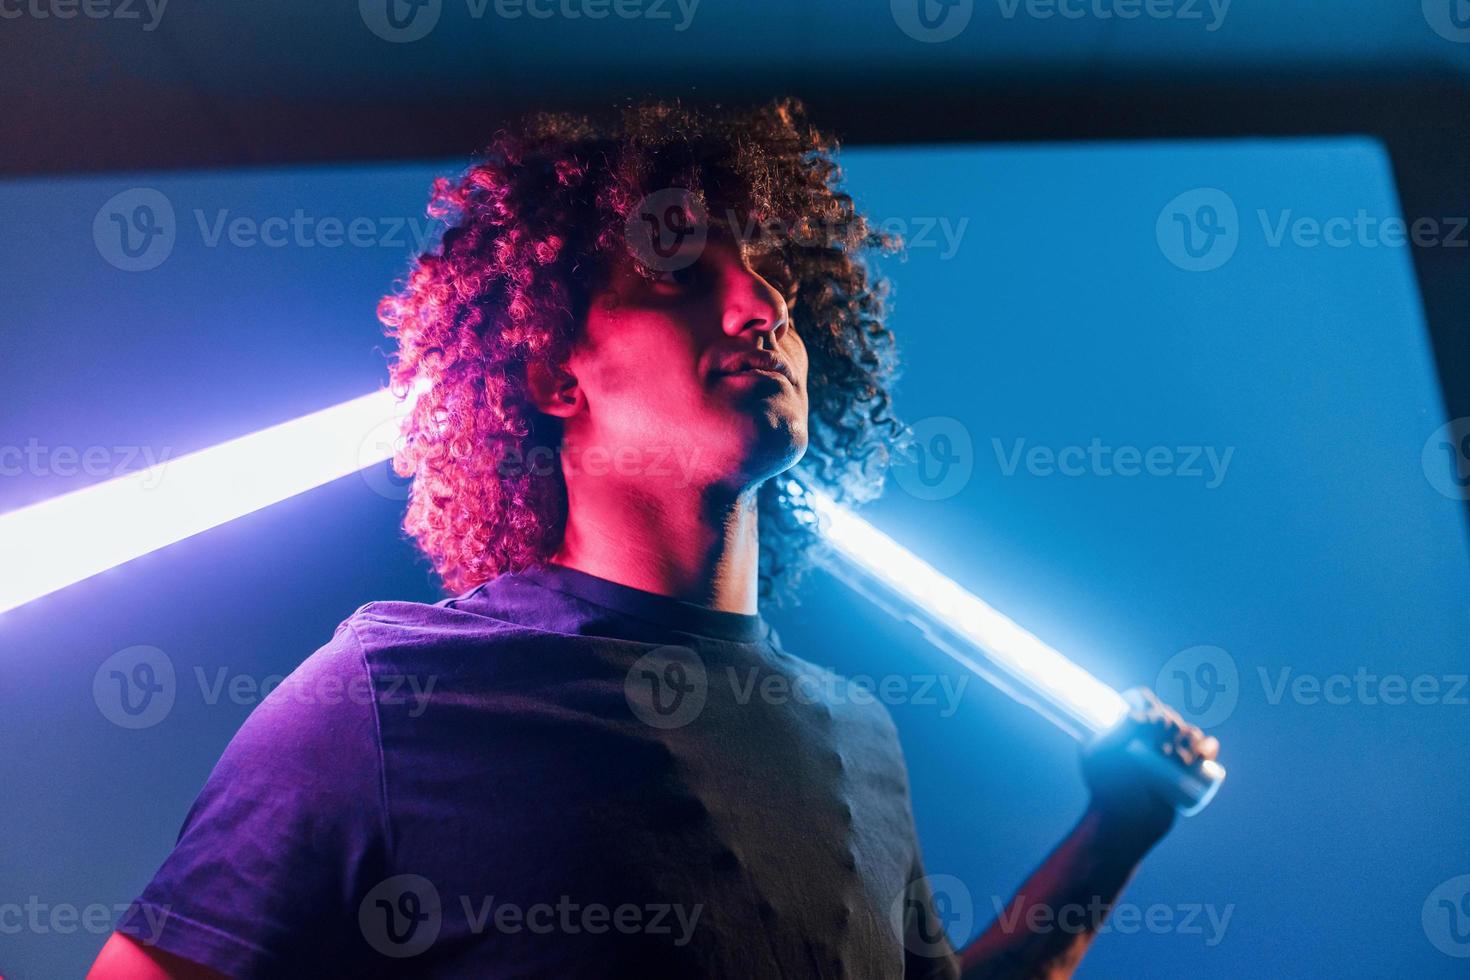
[[795, 480, 1225, 815], [0, 391, 1222, 811], [0, 386, 420, 616]]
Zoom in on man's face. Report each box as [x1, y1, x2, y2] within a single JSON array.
[[558, 229, 810, 491]]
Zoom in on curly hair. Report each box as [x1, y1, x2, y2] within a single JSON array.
[[378, 97, 906, 604]]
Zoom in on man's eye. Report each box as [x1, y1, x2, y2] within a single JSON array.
[[654, 266, 699, 286], [758, 262, 797, 298]]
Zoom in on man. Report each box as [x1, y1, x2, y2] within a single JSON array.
[[90, 99, 1218, 978]]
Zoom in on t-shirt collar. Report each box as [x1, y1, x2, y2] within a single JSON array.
[[514, 561, 770, 644]]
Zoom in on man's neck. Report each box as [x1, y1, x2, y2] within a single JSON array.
[[550, 477, 762, 615]]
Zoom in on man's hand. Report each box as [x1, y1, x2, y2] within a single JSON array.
[[1081, 686, 1220, 849]]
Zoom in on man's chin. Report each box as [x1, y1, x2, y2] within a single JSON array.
[[742, 419, 809, 486]]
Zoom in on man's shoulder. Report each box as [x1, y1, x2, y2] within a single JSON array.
[[341, 589, 536, 658], [233, 595, 533, 748], [771, 646, 905, 737]]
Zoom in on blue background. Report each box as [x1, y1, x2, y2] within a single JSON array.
[[2, 138, 1467, 976]]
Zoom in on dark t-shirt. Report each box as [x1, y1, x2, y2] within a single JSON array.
[[118, 563, 960, 978]]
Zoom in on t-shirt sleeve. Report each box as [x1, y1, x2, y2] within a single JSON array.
[[115, 617, 389, 979], [903, 847, 963, 979]]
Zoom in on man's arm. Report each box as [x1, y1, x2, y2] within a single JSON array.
[[84, 619, 387, 979], [956, 689, 1219, 980], [88, 932, 227, 980]]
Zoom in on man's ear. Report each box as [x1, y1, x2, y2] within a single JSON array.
[[524, 359, 584, 419]]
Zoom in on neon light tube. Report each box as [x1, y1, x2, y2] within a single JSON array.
[[0, 385, 420, 615], [0, 391, 1222, 812], [794, 480, 1225, 815]]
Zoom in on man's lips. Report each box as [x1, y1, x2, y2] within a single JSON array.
[[712, 350, 795, 384]]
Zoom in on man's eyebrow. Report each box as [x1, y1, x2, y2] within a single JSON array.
[[739, 236, 787, 263]]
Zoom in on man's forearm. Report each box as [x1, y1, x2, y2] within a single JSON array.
[[956, 807, 1165, 980]]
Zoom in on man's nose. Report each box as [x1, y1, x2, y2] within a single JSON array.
[[721, 265, 789, 340]]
